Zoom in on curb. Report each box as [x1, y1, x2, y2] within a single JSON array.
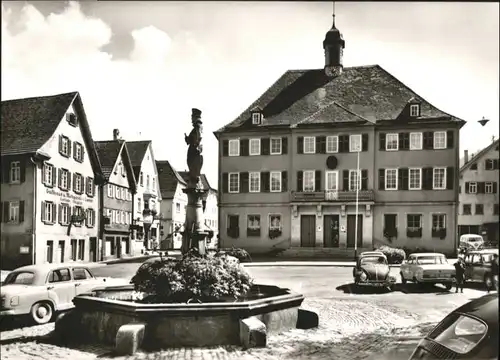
[[99, 255, 159, 265], [243, 262, 403, 268]]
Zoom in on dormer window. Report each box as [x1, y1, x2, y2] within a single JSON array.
[[252, 112, 262, 125], [66, 113, 78, 126], [409, 104, 420, 117]]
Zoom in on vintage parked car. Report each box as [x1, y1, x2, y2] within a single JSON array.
[[459, 234, 485, 251], [408, 293, 498, 360], [0, 263, 129, 324], [353, 251, 396, 290], [464, 249, 499, 291], [400, 252, 455, 290]]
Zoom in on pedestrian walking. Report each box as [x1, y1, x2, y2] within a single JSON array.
[[454, 258, 466, 293], [488, 254, 499, 293]]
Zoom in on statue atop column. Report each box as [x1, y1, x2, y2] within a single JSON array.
[[184, 108, 204, 189]]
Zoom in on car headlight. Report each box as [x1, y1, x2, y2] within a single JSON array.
[[359, 271, 367, 281], [10, 296, 19, 306]]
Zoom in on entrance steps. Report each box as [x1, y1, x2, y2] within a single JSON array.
[[277, 247, 373, 260]]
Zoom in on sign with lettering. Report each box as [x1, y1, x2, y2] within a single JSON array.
[[46, 189, 94, 204]]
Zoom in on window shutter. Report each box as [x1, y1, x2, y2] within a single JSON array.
[[67, 140, 72, 157], [261, 138, 270, 155], [422, 167, 433, 190], [222, 140, 229, 156], [399, 133, 410, 150], [317, 136, 326, 154], [58, 204, 63, 225], [379, 133, 386, 151], [261, 172, 270, 192], [3, 202, 9, 222], [477, 182, 485, 194], [52, 203, 57, 224], [20, 158, 26, 183], [58, 135, 63, 153], [67, 171, 72, 190], [19, 201, 25, 222], [41, 201, 46, 222], [493, 182, 498, 193], [73, 142, 77, 160], [361, 134, 368, 152], [465, 182, 470, 194], [240, 139, 249, 156], [340, 135, 350, 153], [378, 169, 385, 190], [315, 170, 321, 191], [282, 171, 288, 192], [297, 171, 303, 191], [282, 137, 288, 154], [51, 166, 56, 187], [81, 145, 85, 162], [297, 137, 304, 154], [446, 131, 454, 149], [58, 169, 62, 188], [361, 170, 368, 190], [446, 167, 454, 190], [73, 173, 77, 192], [342, 170, 349, 191], [92, 209, 96, 227], [240, 172, 249, 193], [423, 132, 433, 149], [399, 168, 409, 190], [85, 177, 89, 196]]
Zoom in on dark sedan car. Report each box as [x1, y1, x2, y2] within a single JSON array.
[[353, 251, 396, 291], [409, 293, 498, 360]]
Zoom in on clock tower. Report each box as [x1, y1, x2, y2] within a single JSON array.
[[323, 3, 345, 77]]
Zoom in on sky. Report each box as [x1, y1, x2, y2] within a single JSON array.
[[2, 1, 499, 188]]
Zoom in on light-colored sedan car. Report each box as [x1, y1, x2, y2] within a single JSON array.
[[400, 253, 455, 290], [0, 263, 128, 324]]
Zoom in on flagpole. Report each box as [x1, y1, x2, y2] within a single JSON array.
[[354, 148, 360, 261]]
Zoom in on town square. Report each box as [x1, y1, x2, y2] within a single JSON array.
[[1, 1, 499, 360]]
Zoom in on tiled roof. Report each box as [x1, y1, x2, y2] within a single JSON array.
[[156, 160, 186, 199], [460, 139, 500, 174], [125, 141, 151, 179], [216, 65, 464, 133], [94, 140, 124, 178], [1, 92, 78, 155], [178, 172, 215, 192]]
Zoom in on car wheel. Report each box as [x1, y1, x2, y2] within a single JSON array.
[[30, 302, 53, 325], [400, 272, 407, 284], [484, 274, 493, 291], [444, 283, 452, 291]]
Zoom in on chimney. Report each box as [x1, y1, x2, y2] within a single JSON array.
[[464, 150, 469, 164], [113, 129, 120, 141]]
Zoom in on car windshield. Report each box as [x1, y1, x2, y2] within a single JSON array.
[[428, 313, 488, 354], [3, 271, 35, 285], [360, 256, 387, 265], [467, 237, 483, 243], [416, 256, 447, 265]]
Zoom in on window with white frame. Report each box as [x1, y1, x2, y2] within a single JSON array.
[[468, 182, 477, 194], [385, 169, 398, 190], [175, 203, 180, 213], [270, 171, 281, 192], [44, 164, 53, 186], [121, 211, 125, 224], [410, 132, 423, 150], [61, 204, 70, 225], [87, 209, 95, 227], [269, 214, 282, 230], [407, 214, 422, 230], [61, 136, 70, 156], [229, 173, 240, 193], [9, 201, 19, 222], [409, 104, 420, 117], [433, 131, 447, 149], [325, 171, 338, 191], [349, 170, 361, 191], [115, 186, 121, 200], [249, 172, 260, 192], [249, 139, 261, 156], [75, 143, 83, 162], [86, 178, 94, 196], [60, 169, 69, 190], [247, 215, 260, 230], [485, 182, 494, 194], [74, 174, 83, 193], [385, 133, 399, 151], [326, 136, 338, 153], [146, 175, 150, 189], [228, 139, 240, 156], [43, 202, 54, 223], [432, 214, 446, 230], [350, 134, 362, 152], [139, 172, 144, 186], [10, 161, 20, 183], [270, 138, 282, 155], [107, 184, 114, 198], [409, 168, 422, 190], [433, 167, 446, 189], [137, 198, 141, 212], [303, 170, 315, 192], [152, 178, 156, 191], [252, 113, 261, 125], [303, 136, 315, 154]]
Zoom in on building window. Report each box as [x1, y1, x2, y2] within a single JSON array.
[[58, 169, 68, 190], [252, 113, 261, 125], [325, 171, 338, 191], [270, 171, 281, 192], [475, 204, 484, 215], [86, 177, 94, 196], [228, 139, 240, 156], [485, 182, 494, 194], [433, 167, 446, 190], [43, 201, 55, 223], [176, 203, 180, 213], [46, 241, 54, 263], [407, 214, 422, 231], [139, 172, 144, 186], [349, 170, 360, 191], [249, 172, 260, 192], [409, 104, 420, 117], [350, 134, 362, 152], [229, 173, 240, 193], [432, 214, 446, 230], [115, 186, 121, 200], [107, 184, 113, 198], [494, 204, 499, 215], [44, 163, 54, 186], [433, 131, 447, 149], [468, 182, 477, 194], [326, 136, 338, 153], [121, 211, 126, 224], [409, 132, 422, 150], [270, 138, 282, 155], [463, 204, 472, 215], [71, 239, 77, 261], [383, 214, 397, 236], [303, 170, 315, 192], [78, 239, 85, 261], [247, 215, 261, 236], [146, 175, 150, 189], [60, 204, 70, 225], [385, 133, 399, 151], [60, 136, 70, 156], [385, 169, 398, 190], [67, 112, 78, 126], [270, 214, 282, 230], [74, 143, 83, 162], [86, 209, 95, 227], [303, 136, 316, 154], [137, 198, 142, 212], [8, 201, 19, 222], [227, 214, 239, 238], [10, 161, 20, 183], [152, 178, 156, 191], [74, 173, 83, 193], [249, 138, 261, 156], [409, 168, 422, 190]]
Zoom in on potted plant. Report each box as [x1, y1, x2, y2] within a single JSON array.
[[269, 228, 282, 239], [247, 228, 261, 237]]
